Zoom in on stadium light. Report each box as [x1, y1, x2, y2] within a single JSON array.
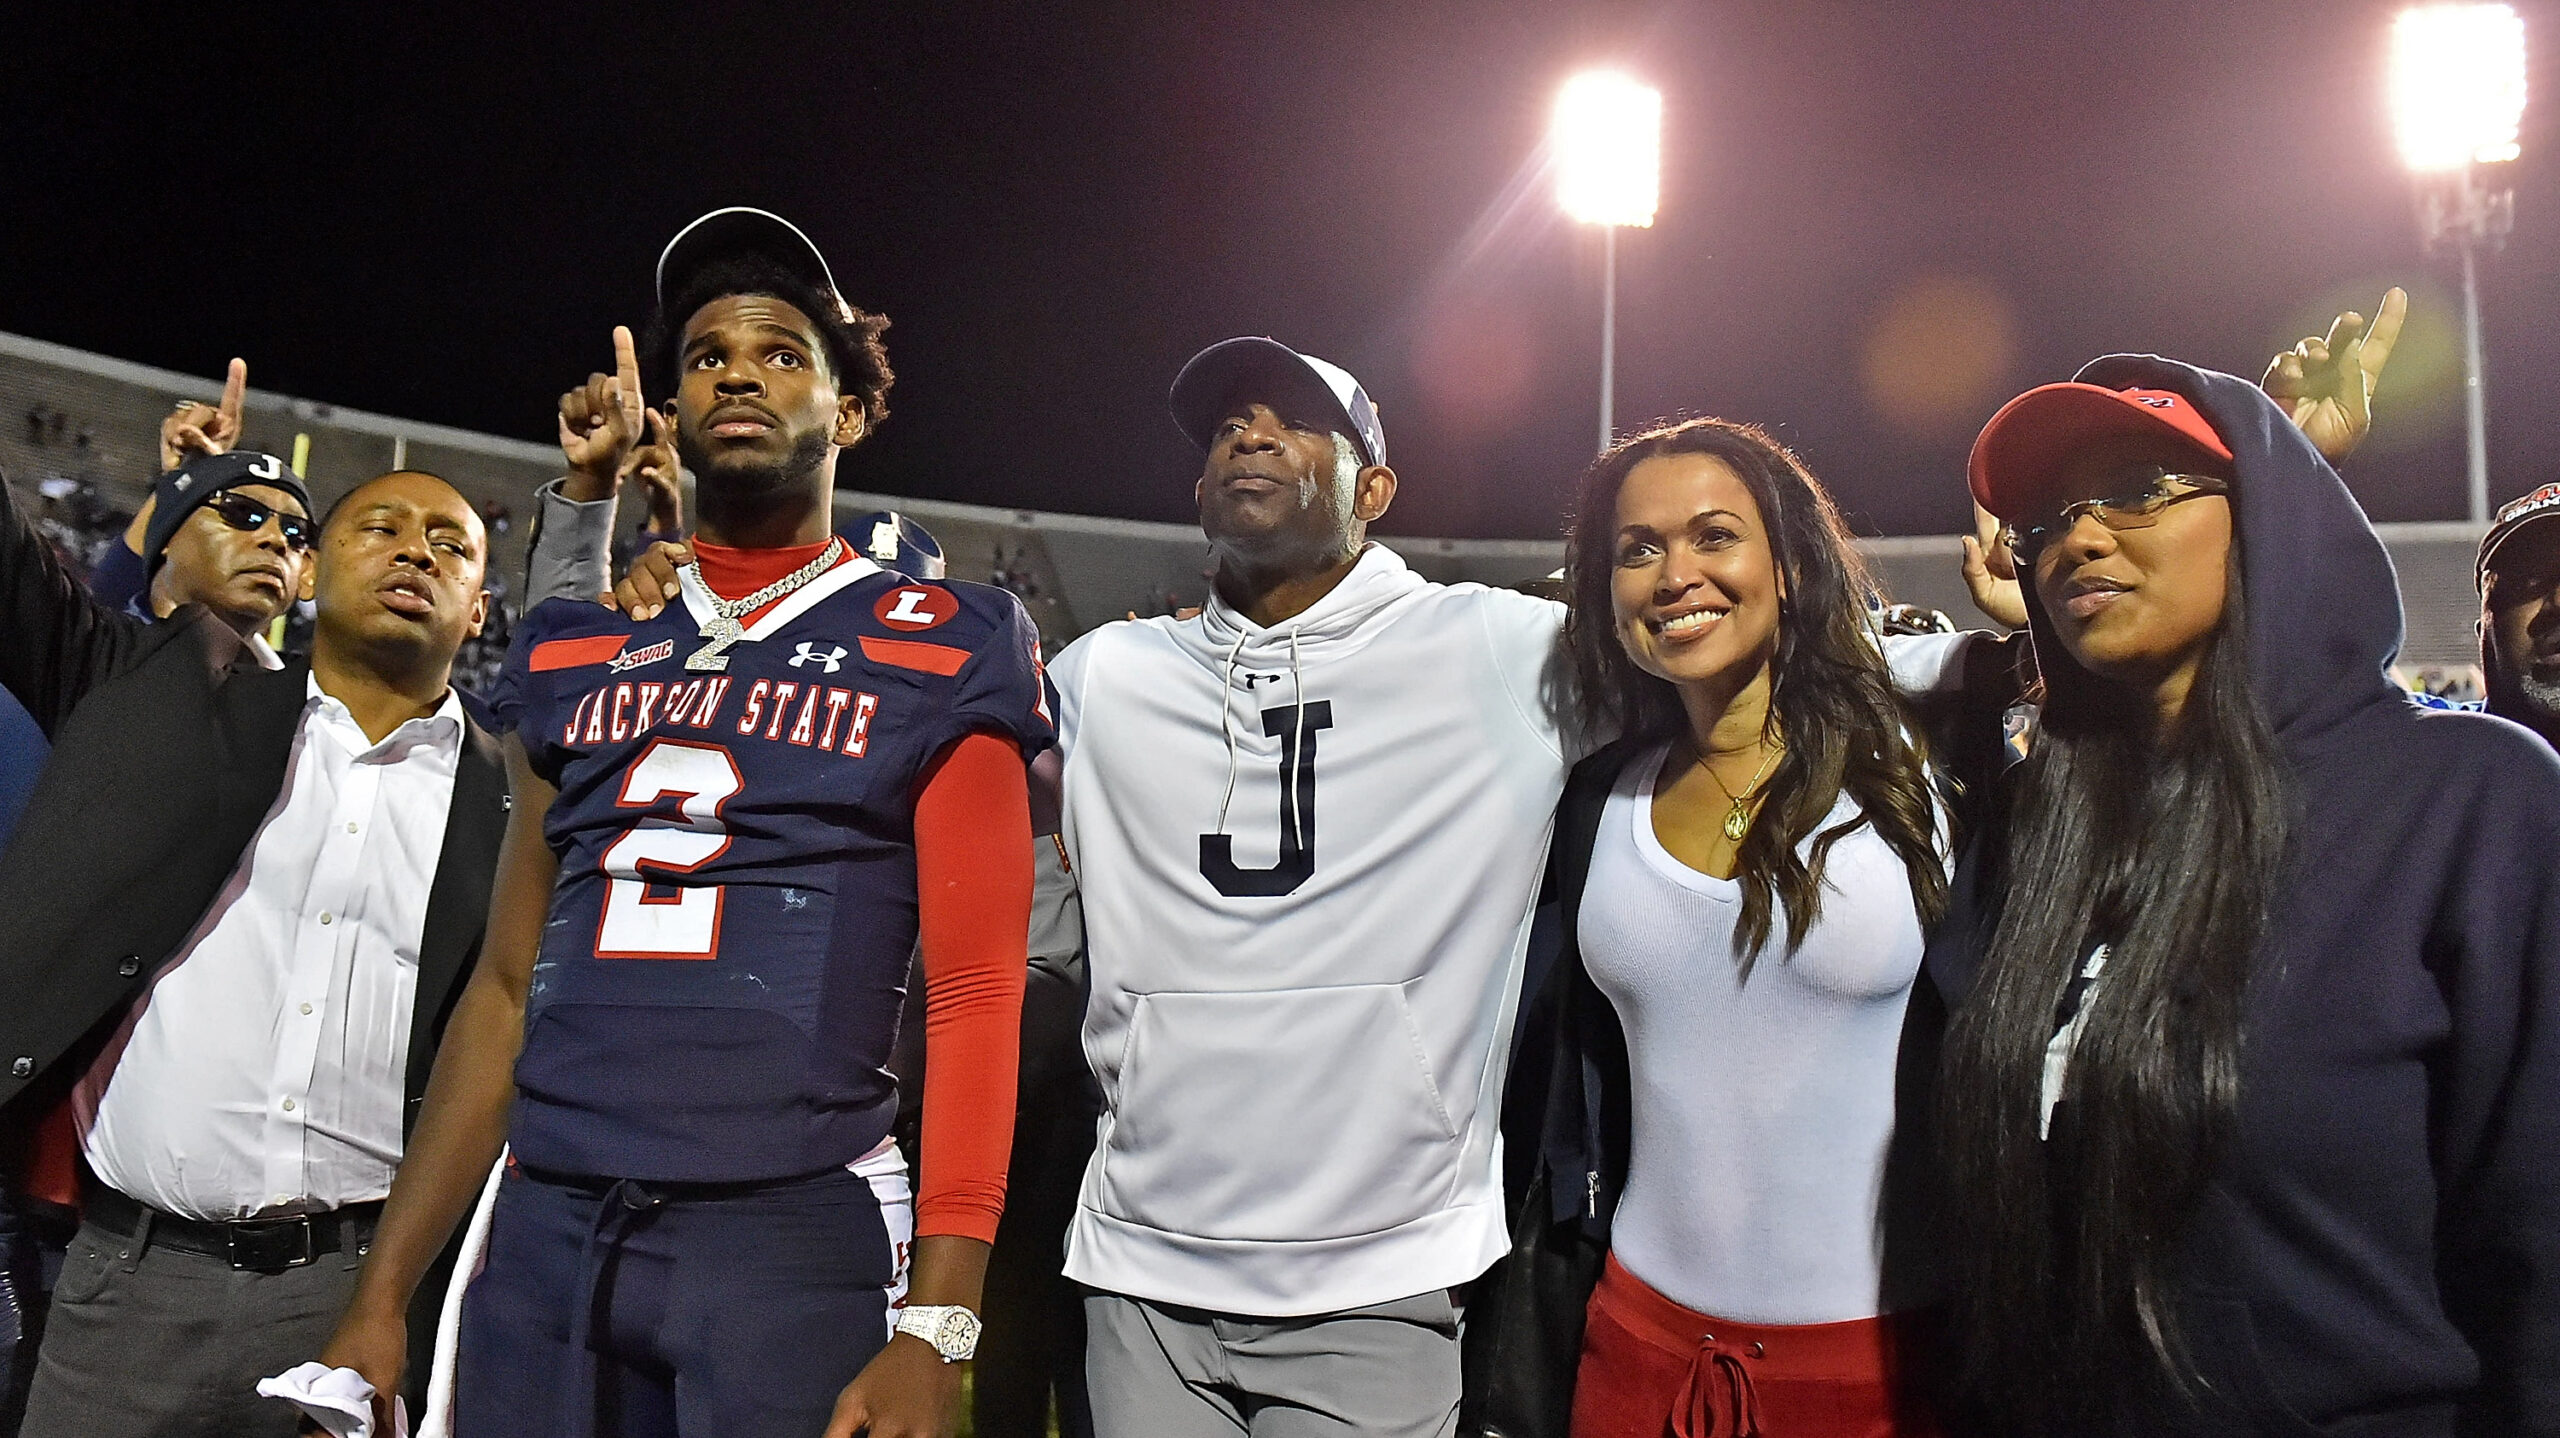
[[1555, 72, 1662, 228], [1554, 71, 1662, 454], [2391, 4, 2526, 522], [2391, 4, 2526, 171]]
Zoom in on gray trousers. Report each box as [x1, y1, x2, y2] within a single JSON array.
[[1085, 1288, 1462, 1438], [19, 1216, 363, 1438]]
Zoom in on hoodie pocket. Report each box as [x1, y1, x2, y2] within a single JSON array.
[[1098, 985, 1462, 1244]]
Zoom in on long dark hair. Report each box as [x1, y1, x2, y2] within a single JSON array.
[[1563, 417, 1946, 966], [1937, 540, 2291, 1432]]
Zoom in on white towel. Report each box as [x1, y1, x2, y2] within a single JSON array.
[[416, 1152, 507, 1438], [256, 1361, 408, 1438]]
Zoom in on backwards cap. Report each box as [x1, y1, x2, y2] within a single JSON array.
[[656, 207, 856, 325]]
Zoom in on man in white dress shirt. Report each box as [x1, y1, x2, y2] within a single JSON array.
[[0, 468, 507, 1438]]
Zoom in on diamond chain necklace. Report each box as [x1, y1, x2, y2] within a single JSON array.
[[685, 536, 850, 672]]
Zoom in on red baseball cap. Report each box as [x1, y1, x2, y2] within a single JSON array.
[[1968, 383, 2235, 520]]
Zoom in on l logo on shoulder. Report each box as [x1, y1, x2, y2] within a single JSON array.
[[875, 584, 957, 632]]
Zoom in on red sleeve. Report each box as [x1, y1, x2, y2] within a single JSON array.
[[911, 729, 1033, 1242]]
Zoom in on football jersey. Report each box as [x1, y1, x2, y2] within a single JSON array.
[[488, 548, 1054, 1183]]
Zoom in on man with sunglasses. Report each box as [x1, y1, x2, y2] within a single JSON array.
[[128, 450, 318, 635], [0, 447, 314, 1431], [85, 363, 311, 636], [0, 456, 510, 1438]]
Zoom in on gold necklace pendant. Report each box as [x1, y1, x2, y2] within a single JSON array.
[[1692, 735, 1781, 845]]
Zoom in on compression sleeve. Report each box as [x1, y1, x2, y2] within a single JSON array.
[[910, 729, 1033, 1242]]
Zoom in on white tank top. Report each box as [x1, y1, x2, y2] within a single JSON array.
[[1579, 742, 1933, 1324]]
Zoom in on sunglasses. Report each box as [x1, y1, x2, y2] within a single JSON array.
[[2002, 472, 2230, 563], [202, 490, 314, 552]]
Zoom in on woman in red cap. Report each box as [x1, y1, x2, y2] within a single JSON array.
[[1932, 326, 2560, 1435]]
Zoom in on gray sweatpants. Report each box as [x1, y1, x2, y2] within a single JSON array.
[[1085, 1288, 1462, 1438], [19, 1217, 362, 1438]]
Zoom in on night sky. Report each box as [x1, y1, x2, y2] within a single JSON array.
[[9, 0, 2557, 539]]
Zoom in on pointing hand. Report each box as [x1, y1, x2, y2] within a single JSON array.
[[559, 326, 647, 500], [160, 357, 248, 471], [2262, 288, 2405, 463]]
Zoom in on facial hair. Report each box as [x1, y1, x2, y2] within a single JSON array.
[[2517, 668, 2560, 727], [678, 423, 834, 504], [1317, 432, 1358, 528]]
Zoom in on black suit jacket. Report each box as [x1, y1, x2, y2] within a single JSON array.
[[0, 470, 507, 1144]]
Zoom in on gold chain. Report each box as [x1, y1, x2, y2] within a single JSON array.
[[1687, 735, 1783, 842]]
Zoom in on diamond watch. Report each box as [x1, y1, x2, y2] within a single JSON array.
[[893, 1304, 982, 1362]]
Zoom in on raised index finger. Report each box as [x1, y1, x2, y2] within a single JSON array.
[[2360, 287, 2408, 384], [612, 325, 643, 421], [218, 357, 247, 426]]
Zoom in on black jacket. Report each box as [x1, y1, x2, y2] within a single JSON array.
[[1929, 359, 2560, 1436], [0, 469, 508, 1151]]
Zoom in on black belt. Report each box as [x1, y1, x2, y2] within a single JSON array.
[[83, 1178, 383, 1273]]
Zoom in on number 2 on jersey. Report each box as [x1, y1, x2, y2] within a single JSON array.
[[596, 738, 742, 959]]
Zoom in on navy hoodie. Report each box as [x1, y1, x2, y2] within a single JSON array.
[[1928, 356, 2560, 1435]]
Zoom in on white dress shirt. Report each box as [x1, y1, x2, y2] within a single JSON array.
[[81, 676, 466, 1221]]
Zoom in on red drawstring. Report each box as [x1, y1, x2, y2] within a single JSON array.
[[1669, 1336, 1765, 1438]]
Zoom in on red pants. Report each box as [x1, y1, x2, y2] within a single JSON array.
[[1571, 1253, 1939, 1438]]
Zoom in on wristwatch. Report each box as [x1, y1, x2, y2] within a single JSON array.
[[893, 1304, 982, 1362]]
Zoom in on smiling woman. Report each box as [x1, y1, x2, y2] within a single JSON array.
[[1564, 418, 1945, 966], [1504, 416, 1955, 1437]]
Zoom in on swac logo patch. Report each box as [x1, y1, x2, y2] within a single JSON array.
[[609, 639, 676, 673], [874, 584, 957, 632]]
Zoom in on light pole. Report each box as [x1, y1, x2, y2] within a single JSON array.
[[1554, 71, 1661, 455], [2390, 3, 2527, 523]]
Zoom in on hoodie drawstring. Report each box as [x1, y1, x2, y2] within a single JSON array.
[[1212, 625, 1250, 835], [1211, 625, 1309, 841], [1285, 628, 1306, 845]]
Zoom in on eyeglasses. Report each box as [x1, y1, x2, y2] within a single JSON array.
[[2002, 473, 2230, 563], [202, 490, 314, 552]]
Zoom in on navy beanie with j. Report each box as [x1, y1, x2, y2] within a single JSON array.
[[145, 451, 312, 575]]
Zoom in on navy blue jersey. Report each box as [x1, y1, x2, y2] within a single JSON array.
[[488, 551, 1054, 1182]]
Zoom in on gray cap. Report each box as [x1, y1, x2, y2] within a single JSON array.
[[1169, 337, 1386, 468]]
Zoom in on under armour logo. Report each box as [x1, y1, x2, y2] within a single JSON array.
[[2134, 395, 2175, 408], [790, 643, 847, 673], [1241, 672, 1284, 688]]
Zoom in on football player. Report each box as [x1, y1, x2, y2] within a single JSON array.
[[319, 208, 1051, 1438]]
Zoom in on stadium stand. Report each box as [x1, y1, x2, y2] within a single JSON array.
[[0, 329, 2492, 672]]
